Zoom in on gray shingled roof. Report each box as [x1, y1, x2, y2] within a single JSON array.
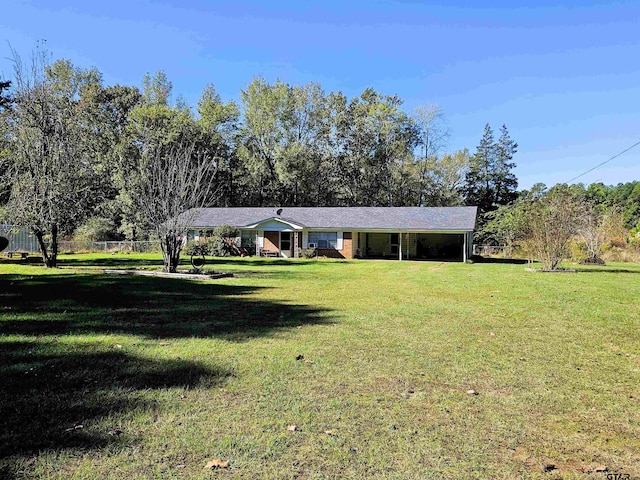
[[186, 207, 477, 231]]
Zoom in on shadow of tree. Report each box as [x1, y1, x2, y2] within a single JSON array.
[[53, 256, 331, 268], [473, 257, 529, 264], [573, 267, 640, 274], [56, 256, 168, 267], [0, 340, 228, 460], [0, 273, 331, 341], [0, 272, 332, 474]]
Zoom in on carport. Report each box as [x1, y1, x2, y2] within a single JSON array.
[[358, 231, 471, 262]]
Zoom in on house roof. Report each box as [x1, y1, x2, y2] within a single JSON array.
[[186, 207, 478, 231]]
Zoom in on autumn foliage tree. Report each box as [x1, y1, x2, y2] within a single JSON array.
[[522, 185, 582, 270]]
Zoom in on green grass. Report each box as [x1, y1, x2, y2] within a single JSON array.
[[1, 254, 639, 479]]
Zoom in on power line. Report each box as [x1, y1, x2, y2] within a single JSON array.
[[566, 139, 640, 184]]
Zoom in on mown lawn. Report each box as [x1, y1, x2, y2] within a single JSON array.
[[1, 254, 639, 479]]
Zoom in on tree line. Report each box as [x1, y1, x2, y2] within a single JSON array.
[[1, 50, 638, 271], [483, 182, 640, 270]]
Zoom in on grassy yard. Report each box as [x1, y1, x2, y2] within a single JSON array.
[[1, 254, 639, 479]]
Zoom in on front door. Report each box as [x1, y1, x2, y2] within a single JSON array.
[[280, 232, 292, 258], [390, 233, 399, 256]]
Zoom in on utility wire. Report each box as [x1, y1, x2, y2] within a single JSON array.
[[566, 139, 640, 183]]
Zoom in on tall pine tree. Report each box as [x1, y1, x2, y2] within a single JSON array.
[[465, 123, 496, 214], [464, 123, 518, 216], [494, 124, 518, 206]]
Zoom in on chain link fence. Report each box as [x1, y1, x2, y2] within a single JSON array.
[[1, 226, 161, 254], [57, 240, 161, 254], [473, 244, 508, 257]]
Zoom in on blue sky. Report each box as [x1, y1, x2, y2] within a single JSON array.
[[2, 0, 639, 189]]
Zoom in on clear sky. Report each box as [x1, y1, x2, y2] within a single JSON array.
[[2, 0, 639, 189]]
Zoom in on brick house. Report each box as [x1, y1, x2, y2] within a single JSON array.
[[185, 206, 477, 262]]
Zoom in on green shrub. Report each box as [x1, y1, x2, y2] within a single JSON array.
[[74, 217, 121, 242], [184, 240, 209, 256], [206, 225, 240, 257], [569, 239, 588, 264], [299, 247, 317, 259]]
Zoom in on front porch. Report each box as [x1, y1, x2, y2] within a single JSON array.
[[252, 228, 471, 262]]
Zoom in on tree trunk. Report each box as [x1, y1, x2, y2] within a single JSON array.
[[162, 233, 183, 273], [34, 224, 58, 268]]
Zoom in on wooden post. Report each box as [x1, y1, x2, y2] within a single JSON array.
[[399, 232, 403, 261], [294, 231, 299, 258]]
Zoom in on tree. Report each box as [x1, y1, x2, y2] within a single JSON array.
[[465, 123, 496, 214], [4, 49, 102, 267], [0, 80, 11, 209], [413, 104, 450, 206], [481, 198, 527, 257], [576, 205, 626, 264], [464, 123, 518, 215], [237, 78, 290, 206], [197, 84, 240, 206], [142, 70, 172, 106], [118, 79, 220, 272], [421, 149, 470, 206], [0, 80, 12, 110], [330, 88, 418, 206], [123, 142, 217, 272], [522, 185, 582, 270], [494, 124, 519, 204]]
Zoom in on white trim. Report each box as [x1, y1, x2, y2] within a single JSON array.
[[304, 227, 472, 233], [279, 231, 293, 258], [245, 217, 305, 230]]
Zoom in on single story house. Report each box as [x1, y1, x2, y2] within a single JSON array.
[[185, 206, 477, 262]]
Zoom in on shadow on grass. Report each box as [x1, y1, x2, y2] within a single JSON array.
[[0, 272, 331, 473], [56, 256, 167, 267], [0, 273, 331, 340], [0, 340, 229, 462], [573, 267, 640, 274], [55, 256, 332, 268], [473, 257, 529, 265]]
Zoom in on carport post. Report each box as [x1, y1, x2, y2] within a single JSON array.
[[399, 232, 402, 261], [463, 232, 467, 262]]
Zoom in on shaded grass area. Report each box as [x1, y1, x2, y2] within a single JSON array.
[[1, 256, 639, 479], [0, 272, 329, 339], [1, 341, 228, 458]]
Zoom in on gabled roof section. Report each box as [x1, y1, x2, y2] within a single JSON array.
[[186, 207, 478, 231], [244, 216, 307, 229]]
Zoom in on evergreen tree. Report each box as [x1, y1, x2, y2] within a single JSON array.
[[494, 124, 518, 205], [464, 123, 496, 214], [464, 123, 518, 215]]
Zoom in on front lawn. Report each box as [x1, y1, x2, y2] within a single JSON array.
[[1, 255, 639, 479]]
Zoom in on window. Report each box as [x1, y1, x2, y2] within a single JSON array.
[[309, 232, 337, 249], [241, 230, 254, 248], [281, 232, 291, 251]]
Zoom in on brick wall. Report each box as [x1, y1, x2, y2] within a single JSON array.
[[316, 231, 353, 259], [264, 231, 279, 252]]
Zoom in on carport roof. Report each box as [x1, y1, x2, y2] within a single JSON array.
[[186, 207, 478, 231]]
